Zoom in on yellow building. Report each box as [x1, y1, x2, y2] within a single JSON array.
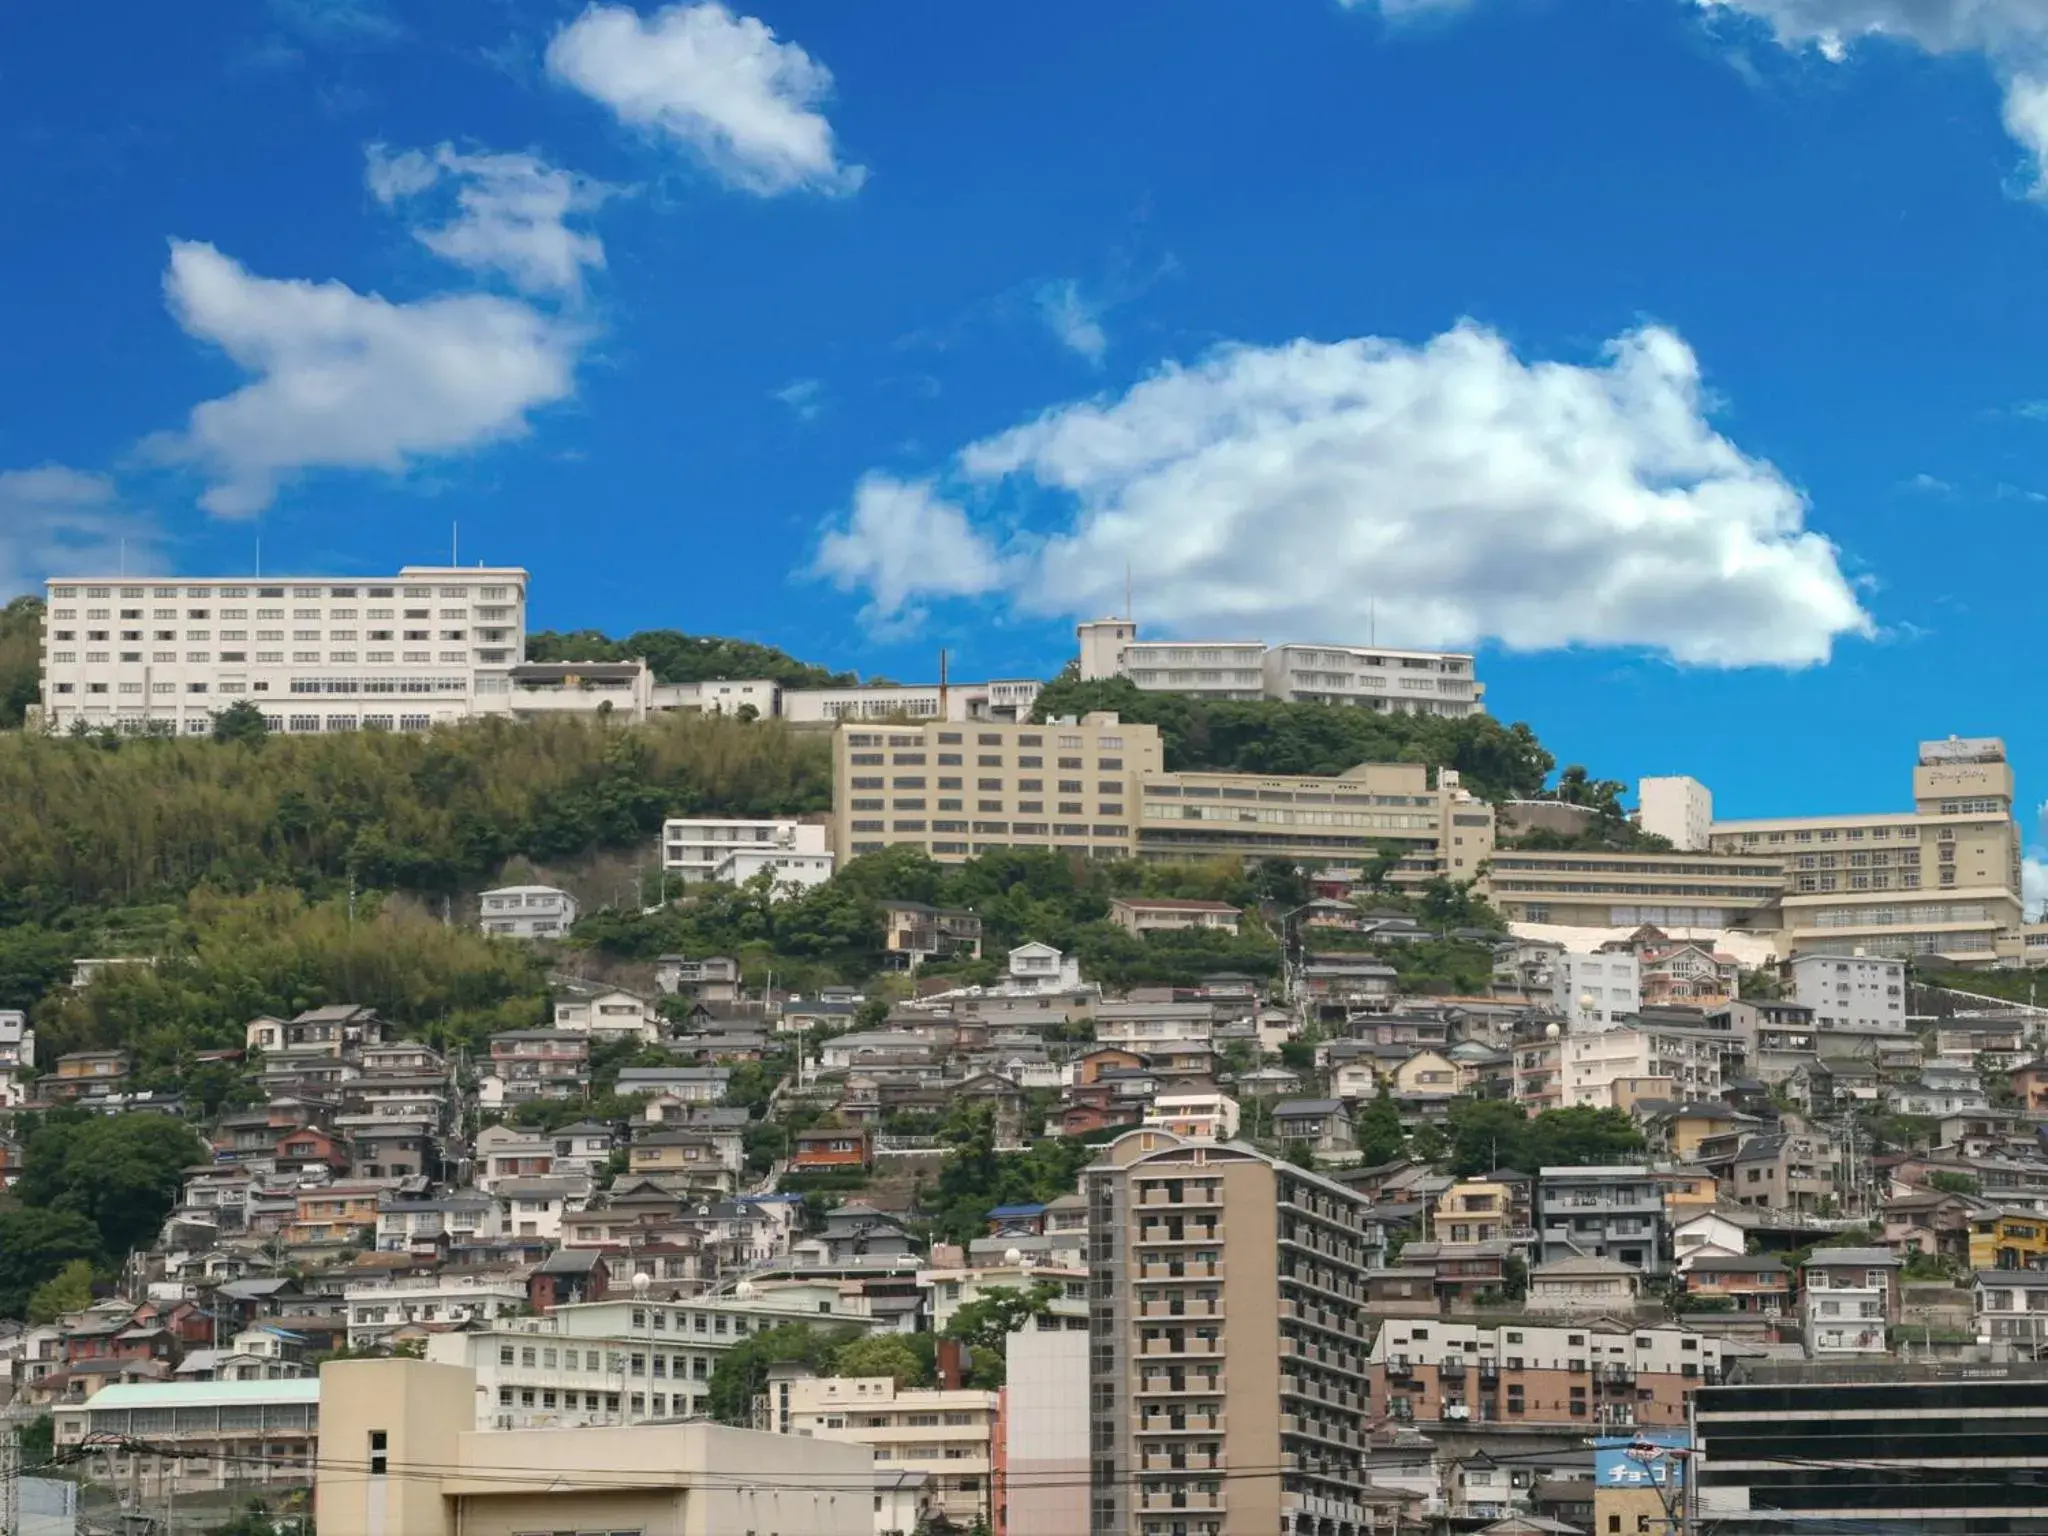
[[1392, 1049, 1459, 1097], [1433, 1180, 1516, 1244], [1135, 761, 1495, 887], [832, 713, 1162, 863], [317, 1358, 875, 1536], [1970, 1210, 2048, 1272]]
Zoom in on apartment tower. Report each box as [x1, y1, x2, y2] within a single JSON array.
[[1083, 1129, 1373, 1536]]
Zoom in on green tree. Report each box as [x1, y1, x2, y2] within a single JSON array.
[[0, 1207, 104, 1319], [27, 1258, 97, 1323], [18, 1113, 207, 1260], [1520, 1106, 1645, 1168], [1445, 1099, 1530, 1177], [1355, 1093, 1407, 1166], [0, 595, 41, 730], [706, 1322, 855, 1424], [1929, 1171, 1981, 1195], [210, 700, 271, 745], [1283, 1141, 1318, 1170], [20, 1412, 54, 1471], [833, 1332, 934, 1387], [942, 1281, 1060, 1388], [1409, 1122, 1449, 1166]]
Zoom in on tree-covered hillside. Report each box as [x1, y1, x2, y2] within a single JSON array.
[[0, 595, 41, 729], [1029, 674, 1554, 801], [0, 713, 829, 929], [526, 628, 859, 688]]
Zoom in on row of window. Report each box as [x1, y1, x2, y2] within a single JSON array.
[[54, 584, 513, 600], [847, 730, 1123, 749]]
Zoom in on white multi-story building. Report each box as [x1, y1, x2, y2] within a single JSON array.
[[39, 567, 528, 735], [661, 817, 833, 884], [1074, 620, 1487, 717], [1788, 952, 1909, 1032], [780, 679, 1042, 723], [479, 884, 579, 939], [768, 1375, 999, 1529], [1562, 1025, 1725, 1108], [344, 1272, 530, 1348], [0, 1011, 33, 1069], [1639, 775, 1715, 851], [424, 1292, 876, 1429], [1554, 950, 1642, 1031]]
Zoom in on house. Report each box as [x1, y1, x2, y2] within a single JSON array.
[[1974, 1269, 2048, 1350], [1968, 1208, 2048, 1271], [653, 954, 742, 1005], [1723, 1129, 1844, 1214], [1003, 941, 1083, 992], [613, 1065, 730, 1103], [1299, 955, 1399, 1015], [1526, 1255, 1642, 1315], [0, 1011, 34, 1069], [528, 1247, 610, 1312], [1141, 1091, 1239, 1140], [1671, 1209, 1747, 1270], [1106, 897, 1242, 936], [2012, 1059, 2048, 1113], [486, 1029, 590, 1102], [1800, 1248, 1902, 1356], [1536, 1166, 1668, 1278], [48, 1050, 130, 1100], [1273, 1098, 1355, 1157], [552, 984, 660, 1044], [1683, 1255, 1791, 1315], [880, 902, 983, 968], [1433, 1180, 1523, 1246], [479, 884, 579, 939], [550, 1120, 617, 1176], [792, 1127, 874, 1173], [1392, 1049, 1461, 1098]]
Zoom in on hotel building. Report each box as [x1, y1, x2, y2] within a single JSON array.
[[39, 567, 528, 735], [831, 713, 1164, 863]]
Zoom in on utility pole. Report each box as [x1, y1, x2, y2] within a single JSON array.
[[2, 1417, 21, 1536]]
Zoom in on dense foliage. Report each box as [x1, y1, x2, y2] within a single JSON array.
[[0, 595, 39, 729], [1029, 675, 1554, 801], [34, 887, 549, 1069], [0, 713, 830, 930], [526, 628, 859, 689], [573, 844, 1283, 989], [705, 1320, 859, 1423], [1442, 1100, 1647, 1177]]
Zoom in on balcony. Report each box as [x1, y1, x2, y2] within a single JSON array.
[[1141, 1337, 1222, 1358], [1136, 1376, 1221, 1398], [1138, 1492, 1225, 1513], [1139, 1299, 1223, 1320], [1139, 1261, 1222, 1281], [1139, 1413, 1224, 1435]]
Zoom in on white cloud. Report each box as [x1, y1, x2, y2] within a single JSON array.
[[1038, 281, 1108, 365], [0, 466, 158, 598], [546, 2, 863, 196], [2026, 852, 2048, 920], [775, 377, 825, 420], [1693, 1, 2048, 183], [157, 240, 583, 517], [817, 321, 1873, 665], [812, 473, 1007, 628], [365, 144, 608, 297]]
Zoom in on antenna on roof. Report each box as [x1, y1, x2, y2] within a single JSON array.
[[451, 521, 459, 568]]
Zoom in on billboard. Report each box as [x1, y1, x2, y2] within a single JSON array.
[[1595, 1430, 1689, 1490]]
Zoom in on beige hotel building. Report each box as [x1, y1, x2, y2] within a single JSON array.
[[831, 712, 1164, 863]]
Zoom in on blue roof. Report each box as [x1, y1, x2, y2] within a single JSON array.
[[986, 1203, 1048, 1218]]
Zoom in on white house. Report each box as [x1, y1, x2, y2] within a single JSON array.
[[0, 1011, 34, 1070], [1672, 1209, 1748, 1271], [479, 885, 579, 940], [1554, 949, 1641, 1031], [662, 818, 831, 884], [1005, 942, 1082, 993], [343, 1273, 528, 1348], [1791, 952, 1909, 1033], [553, 985, 661, 1044]]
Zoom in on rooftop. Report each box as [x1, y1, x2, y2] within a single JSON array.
[[74, 1378, 320, 1412]]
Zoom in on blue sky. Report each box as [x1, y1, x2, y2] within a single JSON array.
[[6, 0, 2048, 853]]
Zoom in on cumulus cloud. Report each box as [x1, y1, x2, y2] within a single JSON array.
[[0, 466, 158, 598], [2027, 852, 2048, 920], [812, 473, 1007, 629], [546, 2, 863, 195], [814, 322, 1873, 665], [365, 143, 608, 296], [1038, 281, 1108, 365], [1694, 0, 2048, 184], [157, 240, 583, 517]]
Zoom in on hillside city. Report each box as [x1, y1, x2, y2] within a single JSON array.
[[3, 570, 2047, 1536]]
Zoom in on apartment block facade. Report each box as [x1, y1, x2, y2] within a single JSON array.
[[661, 817, 833, 884], [1535, 1166, 1670, 1278], [39, 567, 527, 735], [1134, 762, 1495, 886], [1083, 1130, 1375, 1536], [1366, 1321, 1722, 1433], [833, 713, 1163, 864], [1704, 737, 2023, 962], [1075, 620, 1485, 718]]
